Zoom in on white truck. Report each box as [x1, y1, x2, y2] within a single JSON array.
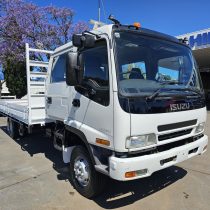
[[0, 17, 208, 198]]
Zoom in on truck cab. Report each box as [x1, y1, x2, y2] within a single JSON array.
[[45, 22, 208, 198]]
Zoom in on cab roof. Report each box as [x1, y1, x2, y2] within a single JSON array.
[[53, 24, 188, 55], [112, 24, 187, 47]]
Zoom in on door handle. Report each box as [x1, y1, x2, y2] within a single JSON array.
[[72, 99, 80, 107], [47, 97, 52, 104]]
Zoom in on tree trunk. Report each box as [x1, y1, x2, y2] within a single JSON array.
[[0, 82, 2, 99]]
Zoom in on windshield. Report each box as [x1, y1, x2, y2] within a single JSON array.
[[114, 31, 202, 97]]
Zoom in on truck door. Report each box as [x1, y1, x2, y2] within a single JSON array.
[[68, 38, 114, 146], [46, 53, 70, 121]]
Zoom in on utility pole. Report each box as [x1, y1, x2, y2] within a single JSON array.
[[90, 0, 106, 29], [98, 0, 101, 22]]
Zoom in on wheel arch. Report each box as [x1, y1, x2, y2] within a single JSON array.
[[65, 125, 96, 165]]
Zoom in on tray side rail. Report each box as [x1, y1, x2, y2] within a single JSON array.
[[26, 43, 53, 125]]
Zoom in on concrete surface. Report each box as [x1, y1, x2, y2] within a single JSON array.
[[0, 113, 210, 210]]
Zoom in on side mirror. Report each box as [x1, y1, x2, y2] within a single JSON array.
[[72, 34, 82, 47], [66, 52, 84, 86], [83, 34, 95, 48], [72, 34, 95, 48]]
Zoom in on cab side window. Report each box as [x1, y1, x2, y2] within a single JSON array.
[[76, 40, 109, 106], [51, 54, 66, 83]]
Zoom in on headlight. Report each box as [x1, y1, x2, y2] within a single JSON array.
[[195, 122, 205, 133], [126, 134, 157, 149]]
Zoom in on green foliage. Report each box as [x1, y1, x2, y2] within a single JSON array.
[[0, 0, 89, 98], [164, 75, 172, 80], [4, 60, 27, 98]]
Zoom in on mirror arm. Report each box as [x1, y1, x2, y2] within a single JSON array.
[[76, 84, 87, 91], [77, 46, 83, 51], [87, 84, 109, 93], [83, 30, 101, 39], [79, 79, 108, 96]]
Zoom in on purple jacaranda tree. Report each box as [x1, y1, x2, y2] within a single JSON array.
[[0, 0, 89, 98]]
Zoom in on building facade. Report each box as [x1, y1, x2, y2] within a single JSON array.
[[177, 28, 210, 100]]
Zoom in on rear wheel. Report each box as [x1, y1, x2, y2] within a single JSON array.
[[18, 123, 27, 137], [69, 146, 107, 198], [7, 118, 18, 139]]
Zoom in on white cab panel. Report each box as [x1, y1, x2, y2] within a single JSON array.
[[113, 92, 131, 152], [46, 82, 70, 121], [131, 107, 207, 136]]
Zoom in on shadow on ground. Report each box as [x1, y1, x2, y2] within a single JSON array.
[[0, 124, 70, 181], [0, 122, 187, 209], [94, 166, 187, 209]]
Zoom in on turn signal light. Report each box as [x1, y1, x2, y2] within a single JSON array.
[[125, 171, 136, 178], [125, 169, 148, 178], [133, 22, 141, 28], [96, 138, 110, 146]]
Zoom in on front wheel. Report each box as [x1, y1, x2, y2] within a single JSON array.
[[69, 146, 107, 198]]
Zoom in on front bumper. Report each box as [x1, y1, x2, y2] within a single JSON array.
[[109, 135, 208, 181]]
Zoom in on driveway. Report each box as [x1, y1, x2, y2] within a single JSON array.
[[0, 113, 210, 210]]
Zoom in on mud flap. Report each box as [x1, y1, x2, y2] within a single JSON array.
[[62, 146, 75, 163]]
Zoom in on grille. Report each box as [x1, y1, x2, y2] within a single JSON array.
[[158, 129, 193, 141], [158, 119, 197, 132]]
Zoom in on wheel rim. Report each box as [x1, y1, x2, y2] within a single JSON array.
[[74, 156, 90, 187]]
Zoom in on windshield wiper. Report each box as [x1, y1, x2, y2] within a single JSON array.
[[172, 87, 203, 96], [146, 81, 201, 101], [146, 81, 181, 101], [160, 81, 183, 85]]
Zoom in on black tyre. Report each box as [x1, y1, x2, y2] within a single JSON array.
[[70, 146, 106, 198], [18, 123, 27, 137], [7, 118, 19, 139]]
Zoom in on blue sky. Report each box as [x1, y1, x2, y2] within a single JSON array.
[[1, 0, 210, 79], [31, 0, 210, 36], [0, 70, 3, 80]]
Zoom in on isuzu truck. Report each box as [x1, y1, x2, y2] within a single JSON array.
[[0, 17, 208, 198]]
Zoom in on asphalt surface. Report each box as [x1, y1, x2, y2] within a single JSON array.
[[0, 113, 210, 210]]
